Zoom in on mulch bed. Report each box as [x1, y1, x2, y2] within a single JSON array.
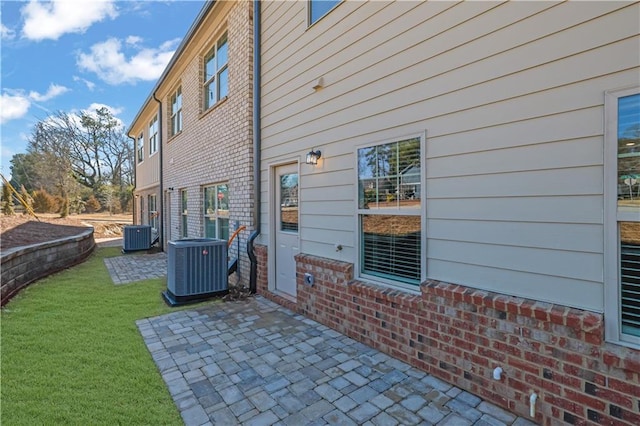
[[1, 215, 103, 251]]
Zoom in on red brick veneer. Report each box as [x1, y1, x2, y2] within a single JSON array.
[[296, 255, 640, 425], [282, 251, 640, 426]]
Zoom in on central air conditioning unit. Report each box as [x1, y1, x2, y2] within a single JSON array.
[[162, 238, 228, 306], [123, 225, 152, 252]]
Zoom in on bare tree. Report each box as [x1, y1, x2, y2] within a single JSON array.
[[22, 107, 133, 214]]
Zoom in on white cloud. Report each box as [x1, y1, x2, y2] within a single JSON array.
[[1, 83, 70, 124], [1, 23, 16, 40], [77, 37, 180, 85], [125, 35, 143, 45], [0, 93, 31, 124], [21, 0, 118, 41], [28, 83, 70, 102], [73, 76, 97, 91]]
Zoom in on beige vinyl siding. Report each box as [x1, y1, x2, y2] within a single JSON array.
[[131, 109, 160, 191], [135, 151, 160, 190], [260, 0, 640, 310]]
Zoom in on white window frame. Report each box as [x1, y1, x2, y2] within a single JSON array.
[[139, 196, 145, 225], [170, 87, 182, 137], [137, 132, 144, 163], [355, 132, 426, 294], [148, 194, 158, 232], [180, 189, 188, 238], [604, 85, 640, 349], [149, 115, 158, 155], [203, 183, 230, 240], [203, 33, 228, 111]]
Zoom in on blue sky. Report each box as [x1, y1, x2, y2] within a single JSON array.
[[0, 0, 206, 178]]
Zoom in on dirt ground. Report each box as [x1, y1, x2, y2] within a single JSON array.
[[0, 213, 132, 250]]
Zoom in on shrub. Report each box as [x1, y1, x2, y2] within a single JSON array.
[[2, 184, 15, 216], [85, 195, 101, 213], [32, 189, 55, 213]]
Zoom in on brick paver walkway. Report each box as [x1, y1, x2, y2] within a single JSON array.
[[104, 252, 167, 284], [137, 296, 536, 426]]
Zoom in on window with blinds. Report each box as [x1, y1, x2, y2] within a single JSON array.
[[620, 230, 640, 337], [357, 137, 422, 285]]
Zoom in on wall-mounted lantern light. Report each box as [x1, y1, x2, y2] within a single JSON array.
[[306, 149, 321, 165]]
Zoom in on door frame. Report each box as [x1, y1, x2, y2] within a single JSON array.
[[268, 159, 301, 296]]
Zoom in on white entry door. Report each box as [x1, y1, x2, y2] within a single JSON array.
[[275, 164, 299, 298]]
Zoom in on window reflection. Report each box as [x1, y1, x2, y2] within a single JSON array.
[[617, 93, 640, 209], [280, 173, 298, 232]]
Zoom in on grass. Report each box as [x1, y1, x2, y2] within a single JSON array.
[[1, 247, 189, 425]]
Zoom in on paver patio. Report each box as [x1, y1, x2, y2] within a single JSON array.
[[137, 296, 536, 426]]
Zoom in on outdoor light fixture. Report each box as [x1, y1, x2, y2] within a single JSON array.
[[306, 149, 321, 165]]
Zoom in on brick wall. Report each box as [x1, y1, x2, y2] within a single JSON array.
[[162, 1, 254, 287], [257, 251, 640, 426]]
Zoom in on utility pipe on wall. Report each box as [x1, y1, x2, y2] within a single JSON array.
[[152, 92, 164, 251], [127, 134, 137, 224], [247, 0, 261, 293]]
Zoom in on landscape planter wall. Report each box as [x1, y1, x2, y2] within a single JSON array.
[[255, 246, 640, 426], [1, 228, 95, 306]]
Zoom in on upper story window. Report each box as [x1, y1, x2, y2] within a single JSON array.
[[137, 133, 144, 163], [605, 86, 640, 349], [170, 87, 182, 136], [309, 0, 339, 25], [203, 33, 228, 110], [149, 115, 158, 155], [357, 136, 424, 287]]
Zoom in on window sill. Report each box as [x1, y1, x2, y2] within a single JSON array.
[[200, 96, 229, 120], [167, 130, 183, 144], [353, 274, 422, 297]]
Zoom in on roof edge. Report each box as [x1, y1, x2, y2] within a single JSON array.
[[126, 0, 216, 135]]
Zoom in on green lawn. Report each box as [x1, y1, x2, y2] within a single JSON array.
[[1, 247, 185, 425]]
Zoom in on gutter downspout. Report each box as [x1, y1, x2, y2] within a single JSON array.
[[247, 0, 261, 294], [127, 134, 137, 225], [152, 92, 164, 251]]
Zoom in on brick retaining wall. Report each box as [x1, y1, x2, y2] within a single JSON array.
[[255, 246, 640, 426], [1, 228, 95, 306]]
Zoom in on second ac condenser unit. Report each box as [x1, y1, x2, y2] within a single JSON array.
[[123, 225, 152, 252], [163, 238, 228, 306]]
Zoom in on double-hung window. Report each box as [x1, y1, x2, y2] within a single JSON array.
[[203, 33, 228, 110], [203, 184, 229, 240], [148, 194, 158, 232], [137, 133, 144, 163], [170, 87, 182, 136], [357, 136, 424, 287], [605, 87, 640, 348], [149, 115, 158, 155], [181, 190, 188, 238], [139, 196, 145, 225], [309, 0, 340, 25]]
